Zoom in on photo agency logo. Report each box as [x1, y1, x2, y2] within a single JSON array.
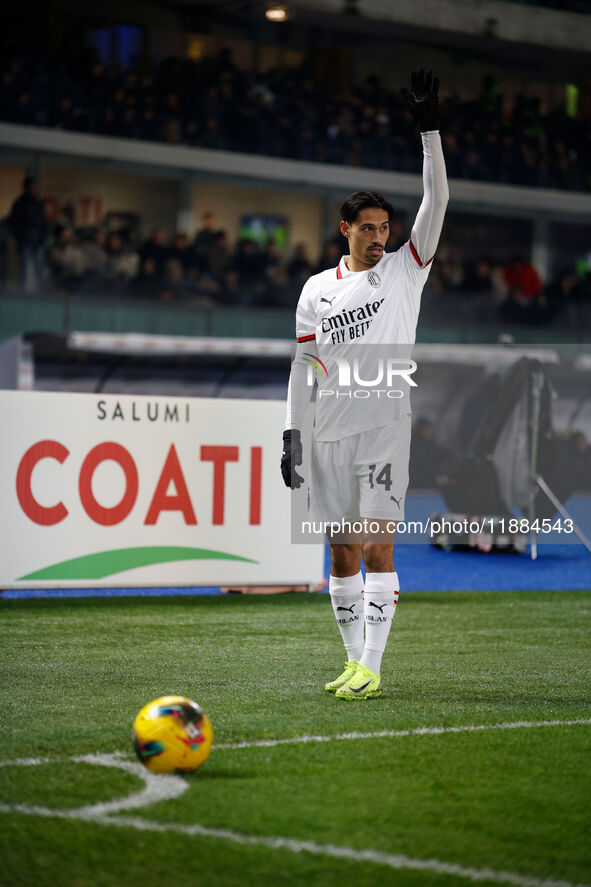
[[305, 354, 417, 400], [303, 352, 328, 378]]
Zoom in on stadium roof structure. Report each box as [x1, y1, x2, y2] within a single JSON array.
[[2, 122, 590, 222], [164, 0, 591, 58]]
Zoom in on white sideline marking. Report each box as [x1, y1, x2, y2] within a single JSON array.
[[1, 722, 590, 887], [0, 757, 51, 768], [90, 817, 591, 887], [69, 753, 187, 817], [0, 801, 587, 887], [215, 717, 591, 750], [3, 718, 589, 764], [0, 753, 187, 815]]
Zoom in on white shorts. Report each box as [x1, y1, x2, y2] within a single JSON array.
[[309, 415, 412, 524]]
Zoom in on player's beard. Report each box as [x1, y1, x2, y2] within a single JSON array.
[[366, 246, 383, 264]]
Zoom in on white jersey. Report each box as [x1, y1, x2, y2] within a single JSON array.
[[285, 131, 448, 443], [295, 242, 432, 441]]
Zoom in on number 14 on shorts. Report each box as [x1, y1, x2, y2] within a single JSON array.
[[368, 463, 393, 491], [368, 463, 403, 509]]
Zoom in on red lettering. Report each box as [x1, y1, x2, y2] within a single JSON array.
[[200, 445, 238, 525], [16, 440, 69, 526], [249, 446, 262, 525], [79, 443, 138, 526], [145, 444, 197, 525]]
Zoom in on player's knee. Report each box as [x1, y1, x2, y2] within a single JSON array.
[[330, 543, 361, 576], [363, 543, 394, 573]]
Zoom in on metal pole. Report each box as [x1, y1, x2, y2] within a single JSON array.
[[536, 475, 591, 555], [529, 370, 543, 560]]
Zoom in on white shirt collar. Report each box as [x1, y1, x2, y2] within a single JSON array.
[[338, 255, 353, 277]]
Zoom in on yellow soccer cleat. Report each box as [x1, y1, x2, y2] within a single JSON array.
[[324, 661, 360, 693], [335, 663, 382, 700]]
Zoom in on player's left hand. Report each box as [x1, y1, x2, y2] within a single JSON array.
[[281, 429, 305, 489], [401, 68, 439, 132]]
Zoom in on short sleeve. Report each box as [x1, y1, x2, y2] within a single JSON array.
[[295, 278, 317, 342]]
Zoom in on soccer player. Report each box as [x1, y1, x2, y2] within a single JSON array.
[[281, 70, 449, 700]]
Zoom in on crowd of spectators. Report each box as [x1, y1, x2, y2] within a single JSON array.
[[3, 178, 590, 330], [2, 183, 332, 308], [426, 248, 591, 328], [2, 48, 591, 192]]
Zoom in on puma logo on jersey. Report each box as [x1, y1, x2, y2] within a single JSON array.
[[390, 495, 402, 507], [321, 296, 336, 307]]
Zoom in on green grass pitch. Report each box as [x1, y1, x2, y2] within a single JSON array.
[[1, 590, 590, 887]]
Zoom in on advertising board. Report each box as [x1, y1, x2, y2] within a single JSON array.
[[0, 391, 324, 588]]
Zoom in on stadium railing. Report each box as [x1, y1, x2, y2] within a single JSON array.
[[1, 286, 587, 347]]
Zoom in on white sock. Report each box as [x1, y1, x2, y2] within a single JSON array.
[[360, 572, 400, 675], [329, 572, 365, 662]]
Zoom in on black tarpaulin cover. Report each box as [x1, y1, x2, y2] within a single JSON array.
[[436, 357, 571, 519]]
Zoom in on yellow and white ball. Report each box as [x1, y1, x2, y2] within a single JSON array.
[[132, 695, 213, 773]]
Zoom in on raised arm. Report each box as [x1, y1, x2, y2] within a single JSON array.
[[402, 69, 449, 266]]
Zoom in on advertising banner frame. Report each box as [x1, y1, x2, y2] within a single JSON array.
[[1, 390, 324, 590]]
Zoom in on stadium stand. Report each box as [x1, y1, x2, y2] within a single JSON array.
[[2, 25, 591, 887], [1, 48, 589, 192], [2, 177, 590, 336], [1, 0, 590, 345]]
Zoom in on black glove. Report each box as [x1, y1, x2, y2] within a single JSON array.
[[281, 429, 304, 489], [401, 68, 439, 132]]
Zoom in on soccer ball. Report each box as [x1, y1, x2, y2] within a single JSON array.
[[132, 695, 213, 774]]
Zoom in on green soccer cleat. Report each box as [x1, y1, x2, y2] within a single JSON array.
[[324, 661, 360, 693], [335, 663, 382, 700]]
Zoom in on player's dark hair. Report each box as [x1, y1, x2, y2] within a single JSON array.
[[340, 191, 394, 225]]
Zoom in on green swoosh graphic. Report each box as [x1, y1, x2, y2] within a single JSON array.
[[18, 546, 258, 581]]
